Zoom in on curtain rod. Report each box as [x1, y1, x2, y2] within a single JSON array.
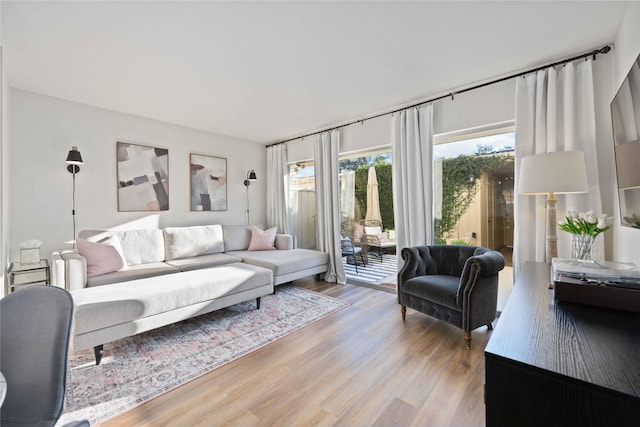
[[267, 45, 611, 148]]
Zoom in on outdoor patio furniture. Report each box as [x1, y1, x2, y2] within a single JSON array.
[[341, 236, 366, 273], [359, 219, 396, 262], [397, 245, 505, 349]]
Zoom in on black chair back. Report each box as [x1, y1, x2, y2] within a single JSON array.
[[1, 286, 75, 427]]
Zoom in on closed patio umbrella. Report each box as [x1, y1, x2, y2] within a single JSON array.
[[365, 166, 382, 223]]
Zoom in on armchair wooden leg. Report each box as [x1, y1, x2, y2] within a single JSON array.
[[401, 305, 406, 321], [487, 322, 493, 330], [464, 332, 472, 350]]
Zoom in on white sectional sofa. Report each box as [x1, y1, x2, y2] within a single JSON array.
[[50, 224, 329, 364]]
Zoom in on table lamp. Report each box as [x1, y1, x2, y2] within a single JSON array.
[[519, 151, 588, 262]]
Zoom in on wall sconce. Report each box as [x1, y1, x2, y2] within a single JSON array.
[[65, 146, 84, 248], [244, 170, 257, 224], [519, 151, 588, 263], [66, 146, 83, 173], [244, 170, 257, 186]]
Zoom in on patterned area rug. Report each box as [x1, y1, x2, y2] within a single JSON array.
[[57, 286, 349, 425]]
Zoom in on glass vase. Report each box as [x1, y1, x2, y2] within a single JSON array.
[[571, 234, 595, 260]]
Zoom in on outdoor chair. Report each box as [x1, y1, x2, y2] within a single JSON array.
[[341, 236, 367, 273], [397, 245, 505, 349], [359, 219, 396, 262]]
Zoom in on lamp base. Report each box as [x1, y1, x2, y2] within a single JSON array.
[[545, 194, 558, 263], [67, 164, 80, 174]]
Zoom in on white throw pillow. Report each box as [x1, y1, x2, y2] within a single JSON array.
[[115, 229, 165, 265], [163, 225, 224, 260], [364, 226, 383, 235]]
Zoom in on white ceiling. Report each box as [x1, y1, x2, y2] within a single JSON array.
[[1, 1, 629, 144]]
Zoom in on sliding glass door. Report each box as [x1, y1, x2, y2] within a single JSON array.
[[288, 161, 317, 250], [433, 127, 515, 265]]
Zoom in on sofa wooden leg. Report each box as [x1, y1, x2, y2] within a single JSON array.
[[256, 297, 261, 309], [94, 344, 104, 365], [401, 305, 406, 321], [487, 322, 493, 330], [464, 332, 472, 350]]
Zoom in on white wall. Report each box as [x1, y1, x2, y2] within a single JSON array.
[[9, 89, 266, 259], [287, 79, 516, 164], [287, 114, 393, 163], [433, 79, 515, 135], [611, 2, 640, 263]]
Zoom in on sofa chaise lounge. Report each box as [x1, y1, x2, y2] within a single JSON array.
[[50, 224, 329, 364]]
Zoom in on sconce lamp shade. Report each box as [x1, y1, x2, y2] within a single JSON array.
[[615, 140, 640, 190], [244, 170, 257, 186], [66, 146, 84, 174], [66, 146, 83, 165], [519, 151, 588, 195]]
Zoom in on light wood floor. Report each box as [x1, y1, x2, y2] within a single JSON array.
[[101, 278, 491, 426]]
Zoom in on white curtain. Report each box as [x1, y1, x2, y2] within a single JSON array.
[[392, 105, 434, 269], [514, 59, 602, 274], [340, 171, 355, 221], [314, 130, 346, 284], [267, 144, 290, 234]]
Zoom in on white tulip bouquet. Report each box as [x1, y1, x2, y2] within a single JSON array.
[[558, 210, 613, 236], [558, 210, 613, 259]]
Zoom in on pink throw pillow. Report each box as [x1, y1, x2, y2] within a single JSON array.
[[77, 237, 125, 277], [248, 226, 277, 251]]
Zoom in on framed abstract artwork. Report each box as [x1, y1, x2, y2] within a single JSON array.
[[116, 141, 169, 211], [190, 153, 227, 211]]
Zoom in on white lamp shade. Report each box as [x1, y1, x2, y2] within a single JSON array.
[[615, 140, 640, 190], [519, 151, 588, 195]]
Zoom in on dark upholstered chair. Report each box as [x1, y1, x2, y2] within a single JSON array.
[[0, 286, 90, 427], [341, 236, 366, 273], [398, 245, 505, 349]]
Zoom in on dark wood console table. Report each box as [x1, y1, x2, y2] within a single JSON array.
[[485, 261, 640, 427]]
